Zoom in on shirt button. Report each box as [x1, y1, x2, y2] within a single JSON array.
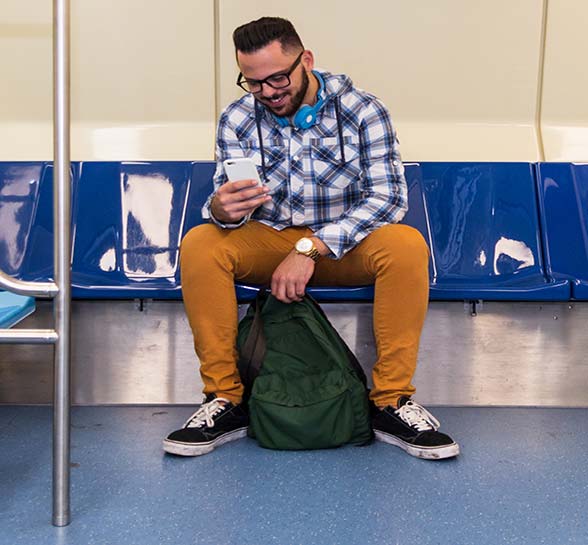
[[293, 212, 304, 222]]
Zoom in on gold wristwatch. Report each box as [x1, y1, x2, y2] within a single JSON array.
[[294, 237, 321, 262]]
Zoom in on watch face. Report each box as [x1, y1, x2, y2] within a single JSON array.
[[296, 237, 313, 252]]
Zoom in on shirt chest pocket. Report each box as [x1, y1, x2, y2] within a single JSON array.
[[310, 136, 361, 189], [240, 139, 287, 195]]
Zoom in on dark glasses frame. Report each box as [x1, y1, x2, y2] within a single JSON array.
[[236, 51, 304, 93]]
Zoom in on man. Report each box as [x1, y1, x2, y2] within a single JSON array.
[[163, 17, 459, 460]]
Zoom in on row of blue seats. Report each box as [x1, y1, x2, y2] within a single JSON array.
[[0, 161, 586, 303]]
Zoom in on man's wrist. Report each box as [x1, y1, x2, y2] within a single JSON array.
[[294, 236, 328, 262], [208, 196, 246, 229], [210, 194, 242, 225], [309, 236, 329, 257]]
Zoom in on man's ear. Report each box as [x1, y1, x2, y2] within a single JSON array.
[[301, 50, 315, 72]]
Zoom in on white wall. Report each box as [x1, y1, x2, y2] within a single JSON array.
[[0, 1, 585, 162]]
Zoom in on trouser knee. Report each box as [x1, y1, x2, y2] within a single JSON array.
[[181, 222, 222, 255], [180, 224, 227, 276], [370, 224, 430, 271]]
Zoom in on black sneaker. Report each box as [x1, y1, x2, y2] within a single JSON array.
[[163, 394, 249, 456], [372, 397, 460, 460]]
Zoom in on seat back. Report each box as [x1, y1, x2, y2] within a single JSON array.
[[537, 163, 588, 299], [419, 162, 570, 300], [72, 161, 215, 298]]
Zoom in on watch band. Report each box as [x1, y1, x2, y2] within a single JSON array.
[[295, 237, 322, 262], [303, 247, 321, 262]]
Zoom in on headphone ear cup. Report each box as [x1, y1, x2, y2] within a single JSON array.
[[272, 73, 326, 130], [293, 105, 317, 130]]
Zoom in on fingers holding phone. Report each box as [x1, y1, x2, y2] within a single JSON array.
[[212, 158, 271, 223]]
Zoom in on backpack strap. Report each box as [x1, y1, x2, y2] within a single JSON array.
[[237, 289, 268, 401], [304, 293, 370, 389]]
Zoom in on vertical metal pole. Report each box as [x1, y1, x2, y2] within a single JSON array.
[[52, 0, 71, 527]]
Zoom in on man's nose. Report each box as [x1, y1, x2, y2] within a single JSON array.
[[258, 82, 278, 97]]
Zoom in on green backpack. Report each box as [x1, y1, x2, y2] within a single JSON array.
[[237, 291, 373, 450]]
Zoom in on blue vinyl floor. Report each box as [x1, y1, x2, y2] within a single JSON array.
[[1, 406, 587, 545]]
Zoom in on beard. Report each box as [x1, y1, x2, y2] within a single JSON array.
[[262, 69, 310, 118]]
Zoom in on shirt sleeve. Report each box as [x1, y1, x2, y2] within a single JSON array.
[[312, 98, 408, 259], [201, 109, 248, 229]]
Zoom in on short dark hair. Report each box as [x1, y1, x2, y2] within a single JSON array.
[[233, 17, 304, 54]]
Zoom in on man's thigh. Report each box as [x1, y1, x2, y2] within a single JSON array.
[[207, 221, 312, 284], [312, 224, 423, 286]]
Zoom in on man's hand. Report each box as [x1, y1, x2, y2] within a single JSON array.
[[211, 179, 270, 224], [271, 251, 316, 303], [271, 237, 330, 303]]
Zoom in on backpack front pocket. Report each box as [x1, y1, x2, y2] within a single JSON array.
[[249, 370, 355, 450]]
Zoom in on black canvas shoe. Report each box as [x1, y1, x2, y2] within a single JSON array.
[[163, 394, 249, 456], [372, 397, 460, 460]]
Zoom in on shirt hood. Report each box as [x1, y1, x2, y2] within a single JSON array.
[[317, 70, 353, 101]]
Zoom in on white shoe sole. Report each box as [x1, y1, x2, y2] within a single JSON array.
[[374, 430, 460, 460], [162, 427, 248, 456]]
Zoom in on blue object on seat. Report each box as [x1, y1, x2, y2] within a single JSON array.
[[420, 162, 570, 301], [0, 291, 35, 329], [537, 163, 588, 300]]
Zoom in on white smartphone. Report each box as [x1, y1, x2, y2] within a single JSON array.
[[222, 158, 265, 222], [223, 157, 262, 186]]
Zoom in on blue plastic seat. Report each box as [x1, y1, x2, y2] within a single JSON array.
[[537, 163, 588, 300], [1, 160, 573, 303], [0, 162, 52, 282], [0, 291, 35, 329], [71, 161, 215, 299], [235, 283, 375, 303], [420, 162, 570, 301]]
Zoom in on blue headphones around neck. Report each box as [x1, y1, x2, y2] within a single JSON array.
[[274, 71, 326, 130]]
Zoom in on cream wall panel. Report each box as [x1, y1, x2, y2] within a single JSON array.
[[0, 1, 216, 160], [541, 0, 588, 161], [0, 1, 52, 159], [218, 0, 544, 161]]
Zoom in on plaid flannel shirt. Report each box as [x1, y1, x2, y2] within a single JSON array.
[[203, 70, 407, 259]]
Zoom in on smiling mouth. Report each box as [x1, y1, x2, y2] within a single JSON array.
[[264, 94, 287, 109]]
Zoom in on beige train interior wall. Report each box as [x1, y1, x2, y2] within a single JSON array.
[[0, 0, 586, 162]]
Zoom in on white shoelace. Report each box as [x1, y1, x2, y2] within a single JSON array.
[[183, 397, 231, 429], [395, 400, 440, 432]]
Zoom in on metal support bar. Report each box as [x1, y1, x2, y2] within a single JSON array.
[[0, 270, 58, 298], [0, 330, 59, 344], [0, 0, 71, 527], [52, 0, 71, 528]]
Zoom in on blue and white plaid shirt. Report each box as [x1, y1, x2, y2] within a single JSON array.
[[203, 70, 407, 259]]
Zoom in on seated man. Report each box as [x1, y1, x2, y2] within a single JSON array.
[[163, 16, 459, 460]]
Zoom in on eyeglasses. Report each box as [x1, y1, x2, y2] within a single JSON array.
[[236, 51, 304, 93]]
